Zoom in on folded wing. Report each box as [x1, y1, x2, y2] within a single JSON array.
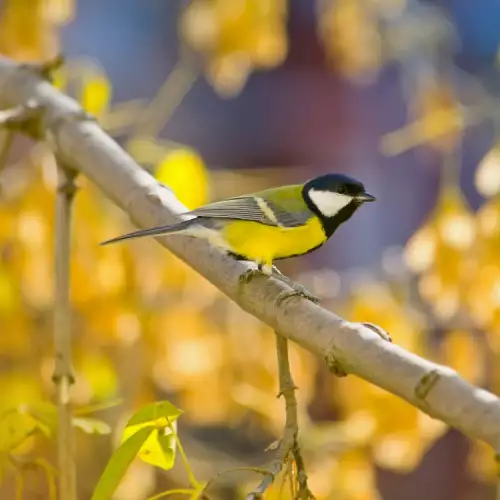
[[188, 195, 308, 228]]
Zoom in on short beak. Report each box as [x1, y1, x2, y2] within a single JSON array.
[[356, 192, 376, 202]]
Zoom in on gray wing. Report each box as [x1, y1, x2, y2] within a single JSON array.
[[187, 195, 308, 228]]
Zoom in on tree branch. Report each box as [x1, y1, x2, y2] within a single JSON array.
[[0, 56, 500, 452]]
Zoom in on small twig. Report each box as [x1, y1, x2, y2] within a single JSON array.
[[52, 163, 78, 500], [0, 129, 13, 171], [170, 423, 200, 489], [288, 459, 296, 498], [0, 100, 41, 129], [246, 334, 314, 500], [131, 48, 198, 139], [21, 55, 64, 82], [202, 466, 272, 496]]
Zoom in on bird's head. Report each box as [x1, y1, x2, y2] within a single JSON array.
[[302, 173, 375, 233]]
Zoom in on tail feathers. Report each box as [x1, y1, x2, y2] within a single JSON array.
[[100, 219, 192, 246]]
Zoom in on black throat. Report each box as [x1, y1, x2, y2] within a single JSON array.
[[302, 186, 360, 238]]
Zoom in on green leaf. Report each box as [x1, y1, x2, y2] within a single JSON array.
[[91, 425, 155, 500], [73, 417, 111, 435], [126, 401, 183, 427], [119, 401, 182, 471]]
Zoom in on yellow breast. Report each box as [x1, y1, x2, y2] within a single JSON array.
[[222, 217, 327, 266]]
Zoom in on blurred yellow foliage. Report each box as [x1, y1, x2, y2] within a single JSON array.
[[475, 142, 500, 198], [0, 0, 72, 59], [440, 330, 483, 385], [181, 0, 288, 96], [331, 449, 381, 500], [76, 353, 119, 402], [341, 283, 447, 471], [381, 79, 464, 156], [467, 197, 500, 350], [318, 0, 382, 84], [52, 58, 112, 119], [0, 0, 52, 60], [155, 148, 210, 209], [405, 186, 476, 320], [468, 440, 498, 484]]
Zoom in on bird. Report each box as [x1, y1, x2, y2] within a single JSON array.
[[101, 173, 376, 302]]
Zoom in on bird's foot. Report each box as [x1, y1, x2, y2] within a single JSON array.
[[276, 283, 320, 306], [238, 268, 266, 286]]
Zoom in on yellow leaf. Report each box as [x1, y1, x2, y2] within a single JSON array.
[[78, 354, 118, 401], [120, 401, 182, 470], [81, 75, 111, 116], [155, 148, 210, 209], [0, 410, 38, 453], [122, 425, 176, 470], [52, 58, 112, 117]]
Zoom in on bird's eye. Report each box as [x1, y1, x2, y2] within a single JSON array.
[[338, 185, 346, 194]]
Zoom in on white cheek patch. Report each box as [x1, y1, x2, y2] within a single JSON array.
[[308, 189, 353, 217]]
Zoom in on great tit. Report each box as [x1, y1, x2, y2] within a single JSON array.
[[102, 173, 375, 301]]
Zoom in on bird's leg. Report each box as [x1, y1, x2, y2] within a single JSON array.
[[272, 266, 320, 305], [238, 263, 320, 305], [238, 262, 270, 286]]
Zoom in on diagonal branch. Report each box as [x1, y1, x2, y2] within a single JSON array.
[[0, 56, 500, 453]]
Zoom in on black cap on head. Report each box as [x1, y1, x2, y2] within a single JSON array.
[[304, 173, 376, 202]]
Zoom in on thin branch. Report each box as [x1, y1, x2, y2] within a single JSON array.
[[0, 100, 40, 125], [0, 100, 42, 173], [52, 163, 78, 500], [202, 466, 272, 496], [131, 49, 198, 139], [0, 56, 500, 452], [20, 55, 65, 82], [247, 334, 313, 499], [0, 129, 14, 171]]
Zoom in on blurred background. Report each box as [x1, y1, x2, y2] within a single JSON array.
[[1, 0, 500, 498]]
